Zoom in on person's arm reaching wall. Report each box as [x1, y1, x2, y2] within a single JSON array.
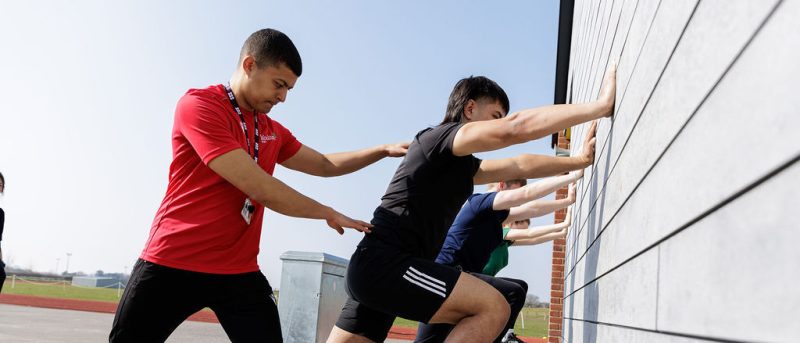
[[452, 64, 615, 157], [474, 120, 596, 184], [506, 206, 572, 245], [505, 183, 577, 222], [492, 170, 582, 211], [280, 142, 409, 177], [209, 149, 372, 234]]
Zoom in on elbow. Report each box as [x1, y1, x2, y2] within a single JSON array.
[[318, 161, 341, 177], [506, 111, 548, 142], [504, 114, 529, 144]]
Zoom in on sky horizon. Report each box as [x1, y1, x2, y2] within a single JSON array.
[[0, 1, 563, 298]]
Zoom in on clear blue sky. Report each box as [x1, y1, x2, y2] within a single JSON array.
[[0, 1, 561, 299]]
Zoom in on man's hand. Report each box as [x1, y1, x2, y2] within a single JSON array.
[[577, 121, 597, 167], [325, 209, 373, 235], [597, 63, 617, 117], [383, 142, 410, 157]]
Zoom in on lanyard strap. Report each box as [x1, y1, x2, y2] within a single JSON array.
[[224, 83, 259, 163]]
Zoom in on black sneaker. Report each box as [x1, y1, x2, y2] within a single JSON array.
[[503, 332, 526, 343]]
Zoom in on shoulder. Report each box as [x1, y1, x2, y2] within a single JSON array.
[[468, 192, 497, 210], [175, 85, 232, 127], [178, 84, 228, 111], [184, 84, 227, 101], [427, 122, 463, 136]]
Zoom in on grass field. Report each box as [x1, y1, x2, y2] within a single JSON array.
[[2, 279, 123, 303], [392, 307, 549, 338]]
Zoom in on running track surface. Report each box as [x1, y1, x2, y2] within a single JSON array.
[[0, 294, 545, 342]]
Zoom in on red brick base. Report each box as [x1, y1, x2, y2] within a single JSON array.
[[548, 131, 570, 342]]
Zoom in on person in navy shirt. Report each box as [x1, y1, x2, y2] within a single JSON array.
[[417, 170, 582, 343]]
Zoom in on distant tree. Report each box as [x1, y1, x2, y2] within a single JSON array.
[[96, 270, 104, 276], [525, 294, 541, 307]]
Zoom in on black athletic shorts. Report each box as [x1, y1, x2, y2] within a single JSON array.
[[109, 259, 281, 343], [335, 242, 461, 342]]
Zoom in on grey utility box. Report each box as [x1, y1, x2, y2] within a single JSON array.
[[278, 251, 349, 343]]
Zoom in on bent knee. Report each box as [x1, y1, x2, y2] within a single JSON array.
[[485, 290, 511, 318]]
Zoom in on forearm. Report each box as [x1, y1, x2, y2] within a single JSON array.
[[506, 102, 605, 145], [507, 197, 573, 221], [505, 221, 568, 241], [253, 175, 335, 220], [512, 230, 567, 246], [522, 172, 581, 201], [512, 154, 588, 180], [321, 145, 389, 176], [209, 149, 337, 220], [525, 198, 574, 218]]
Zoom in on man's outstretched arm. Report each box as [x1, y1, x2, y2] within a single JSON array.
[[451, 65, 615, 157], [280, 142, 409, 177], [511, 230, 568, 246], [209, 148, 372, 234], [505, 207, 573, 244], [492, 169, 582, 211], [474, 121, 596, 185], [505, 184, 576, 221]]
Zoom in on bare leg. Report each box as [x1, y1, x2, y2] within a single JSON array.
[[427, 272, 510, 343], [327, 326, 375, 343]]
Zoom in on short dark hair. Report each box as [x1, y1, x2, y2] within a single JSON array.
[[504, 179, 527, 188], [0, 171, 4, 190], [239, 28, 302, 77], [441, 76, 510, 125]]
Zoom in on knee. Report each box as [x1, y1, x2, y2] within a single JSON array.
[[505, 283, 527, 308], [518, 280, 528, 293], [486, 290, 511, 324]]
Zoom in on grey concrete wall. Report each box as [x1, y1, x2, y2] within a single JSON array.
[[561, 0, 800, 342]]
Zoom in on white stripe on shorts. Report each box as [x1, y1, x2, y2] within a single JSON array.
[[408, 266, 447, 287], [404, 270, 446, 293], [402, 274, 446, 298]]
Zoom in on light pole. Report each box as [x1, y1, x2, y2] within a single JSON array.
[[55, 258, 61, 275], [65, 253, 72, 274]]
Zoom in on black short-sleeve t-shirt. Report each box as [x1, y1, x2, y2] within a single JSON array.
[[0, 208, 5, 243], [434, 192, 510, 272], [363, 122, 482, 259]]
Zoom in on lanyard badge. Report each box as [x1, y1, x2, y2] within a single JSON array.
[[224, 83, 260, 225], [241, 198, 255, 225]]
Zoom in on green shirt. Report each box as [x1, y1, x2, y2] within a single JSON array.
[[481, 228, 513, 276]]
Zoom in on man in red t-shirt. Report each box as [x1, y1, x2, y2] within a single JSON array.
[[109, 29, 408, 343]]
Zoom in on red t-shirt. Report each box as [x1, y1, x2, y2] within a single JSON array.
[[141, 84, 302, 274]]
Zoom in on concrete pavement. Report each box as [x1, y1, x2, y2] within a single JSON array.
[[0, 304, 408, 342]]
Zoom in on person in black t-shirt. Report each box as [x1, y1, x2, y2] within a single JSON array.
[[329, 65, 616, 343], [0, 171, 6, 293]]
